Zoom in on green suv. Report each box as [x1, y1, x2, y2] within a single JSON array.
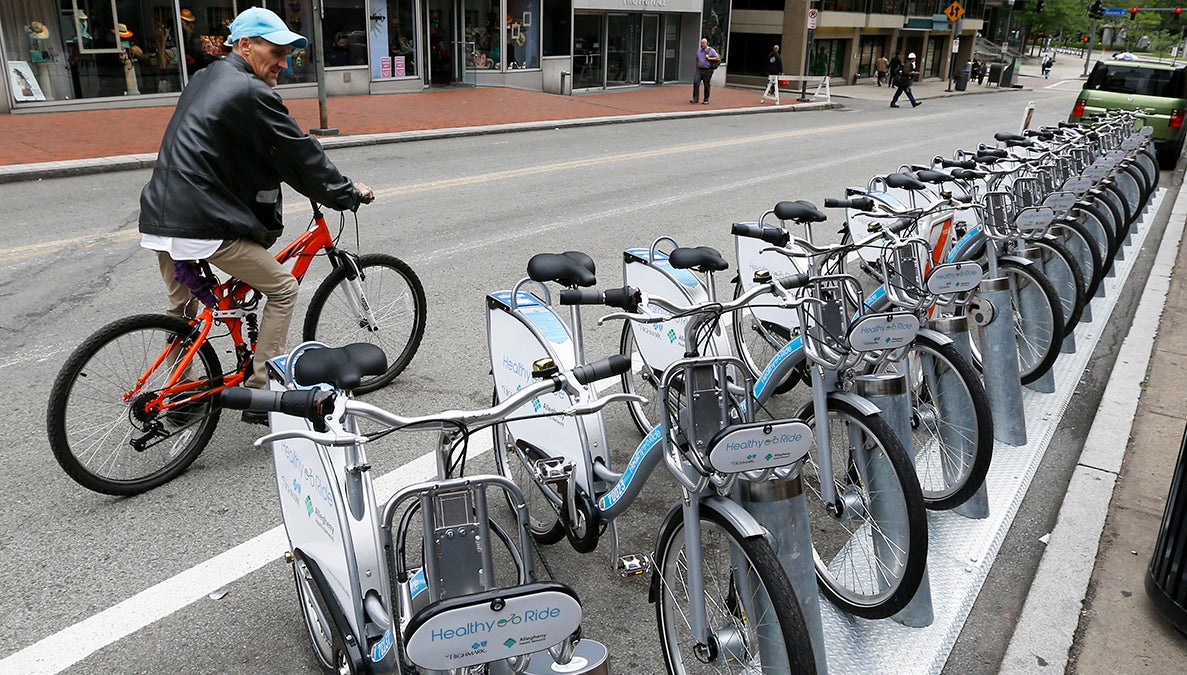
[[1070, 59, 1186, 169]]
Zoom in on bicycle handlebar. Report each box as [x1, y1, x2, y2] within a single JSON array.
[[822, 196, 876, 211], [572, 354, 632, 385], [220, 387, 335, 420], [558, 287, 641, 310], [730, 222, 790, 246]]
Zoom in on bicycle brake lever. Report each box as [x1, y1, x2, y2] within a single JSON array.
[[252, 429, 368, 448], [563, 393, 648, 416], [596, 310, 661, 326]]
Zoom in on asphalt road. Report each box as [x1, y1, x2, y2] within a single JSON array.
[[0, 78, 1150, 674]]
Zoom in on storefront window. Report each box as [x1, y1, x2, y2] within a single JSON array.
[[372, 0, 417, 77], [809, 38, 845, 77], [542, 0, 569, 56], [701, 0, 729, 60], [323, 0, 366, 67], [506, 0, 540, 68], [4, 1, 316, 105]]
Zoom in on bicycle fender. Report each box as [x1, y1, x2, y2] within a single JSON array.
[[915, 327, 953, 348], [291, 550, 370, 671], [997, 254, 1035, 270], [647, 497, 772, 603], [826, 390, 883, 418]]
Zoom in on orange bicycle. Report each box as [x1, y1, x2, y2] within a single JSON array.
[[46, 202, 426, 495]]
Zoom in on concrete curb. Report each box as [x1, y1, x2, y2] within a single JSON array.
[[1000, 174, 1187, 672], [0, 101, 836, 185]]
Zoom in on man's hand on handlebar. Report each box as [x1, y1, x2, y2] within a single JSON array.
[[354, 182, 376, 205]]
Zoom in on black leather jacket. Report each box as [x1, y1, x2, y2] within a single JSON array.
[[139, 53, 360, 248]]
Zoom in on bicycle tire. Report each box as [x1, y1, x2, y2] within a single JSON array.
[[1074, 200, 1117, 264], [1099, 180, 1133, 234], [869, 334, 993, 510], [1134, 147, 1160, 189], [292, 557, 341, 671], [797, 397, 929, 619], [490, 389, 566, 545], [303, 253, 427, 395], [1111, 165, 1145, 223], [968, 259, 1063, 385], [619, 321, 663, 435], [653, 506, 817, 674], [1031, 237, 1087, 333], [731, 280, 799, 395], [1051, 219, 1105, 300], [46, 314, 223, 495]]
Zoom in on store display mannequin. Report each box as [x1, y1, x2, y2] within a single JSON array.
[[112, 23, 141, 95]]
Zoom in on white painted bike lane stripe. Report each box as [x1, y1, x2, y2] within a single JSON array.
[[0, 443, 479, 674]]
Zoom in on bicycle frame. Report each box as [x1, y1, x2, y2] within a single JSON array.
[[126, 205, 377, 421]]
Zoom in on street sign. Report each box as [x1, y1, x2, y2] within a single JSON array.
[[944, 1, 966, 22], [807, 8, 818, 29], [1103, 7, 1127, 15]]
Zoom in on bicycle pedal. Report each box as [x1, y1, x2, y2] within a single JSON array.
[[535, 457, 571, 485], [616, 553, 651, 578]]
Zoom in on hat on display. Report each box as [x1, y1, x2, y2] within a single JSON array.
[[180, 9, 196, 23], [111, 23, 133, 38], [908, 52, 916, 59], [25, 21, 50, 39], [226, 7, 307, 48]]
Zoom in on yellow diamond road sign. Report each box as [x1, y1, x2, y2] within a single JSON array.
[[945, 1, 965, 21]]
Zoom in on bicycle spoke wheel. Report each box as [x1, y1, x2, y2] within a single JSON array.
[[874, 335, 993, 510], [968, 260, 1063, 384], [620, 321, 663, 435], [654, 507, 817, 674], [1033, 238, 1086, 333], [303, 253, 426, 394], [798, 398, 928, 619], [731, 281, 797, 395], [1051, 220, 1105, 300], [46, 314, 222, 496], [491, 390, 565, 545]]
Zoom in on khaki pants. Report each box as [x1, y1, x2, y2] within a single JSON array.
[[157, 238, 299, 388]]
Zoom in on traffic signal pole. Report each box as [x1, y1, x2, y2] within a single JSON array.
[[1083, 17, 1099, 76]]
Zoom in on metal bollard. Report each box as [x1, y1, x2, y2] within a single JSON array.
[[972, 277, 1028, 446], [856, 373, 934, 628], [741, 475, 828, 674], [1015, 248, 1056, 393], [929, 316, 990, 519]]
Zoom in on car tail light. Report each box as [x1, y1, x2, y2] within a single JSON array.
[[1072, 98, 1087, 118], [1171, 108, 1185, 129]]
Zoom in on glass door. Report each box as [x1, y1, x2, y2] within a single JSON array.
[[662, 16, 680, 82], [424, 0, 454, 85], [641, 14, 659, 84], [606, 13, 640, 86], [573, 13, 604, 89]]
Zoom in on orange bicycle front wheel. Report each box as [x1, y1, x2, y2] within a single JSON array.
[[46, 314, 223, 495]]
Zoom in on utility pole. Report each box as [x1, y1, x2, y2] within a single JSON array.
[[310, 0, 338, 136], [1083, 17, 1099, 76]]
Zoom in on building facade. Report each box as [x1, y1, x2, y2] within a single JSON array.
[[1, 0, 720, 112]]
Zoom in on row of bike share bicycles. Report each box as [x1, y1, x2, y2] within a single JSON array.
[[44, 110, 1160, 674]]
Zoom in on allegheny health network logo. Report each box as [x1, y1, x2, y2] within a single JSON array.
[[667, 328, 678, 343], [503, 638, 517, 648], [305, 495, 314, 516]]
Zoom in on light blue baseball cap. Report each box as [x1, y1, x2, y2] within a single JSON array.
[[226, 7, 307, 49]]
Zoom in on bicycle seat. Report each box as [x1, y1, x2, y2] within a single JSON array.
[[950, 168, 986, 180], [994, 132, 1027, 142], [293, 343, 389, 391], [914, 169, 952, 184], [668, 246, 729, 272], [527, 251, 597, 287], [773, 200, 826, 223], [885, 173, 927, 190]]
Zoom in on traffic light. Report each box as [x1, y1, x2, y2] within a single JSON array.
[[1013, 0, 1026, 9], [1176, 7, 1182, 21], [1083, 35, 1091, 43], [1131, 6, 1139, 20], [1035, 0, 1045, 11], [1089, 0, 1105, 19]]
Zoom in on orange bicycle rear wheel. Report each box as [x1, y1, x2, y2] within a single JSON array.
[[46, 314, 223, 495]]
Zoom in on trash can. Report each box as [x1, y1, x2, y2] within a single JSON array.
[[988, 63, 1004, 86], [955, 72, 970, 91], [1146, 424, 1187, 635]]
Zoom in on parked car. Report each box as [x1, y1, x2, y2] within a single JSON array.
[[1070, 59, 1187, 169]]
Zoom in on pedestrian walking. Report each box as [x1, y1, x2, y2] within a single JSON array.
[[690, 37, 720, 104], [1042, 54, 1054, 78], [875, 54, 889, 87], [888, 52, 902, 88], [970, 59, 982, 84], [764, 44, 783, 97], [890, 52, 921, 108], [976, 59, 987, 85]]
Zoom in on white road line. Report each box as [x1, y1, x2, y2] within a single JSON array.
[[0, 440, 489, 674]]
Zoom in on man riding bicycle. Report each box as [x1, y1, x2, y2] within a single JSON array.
[[138, 7, 374, 423]]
